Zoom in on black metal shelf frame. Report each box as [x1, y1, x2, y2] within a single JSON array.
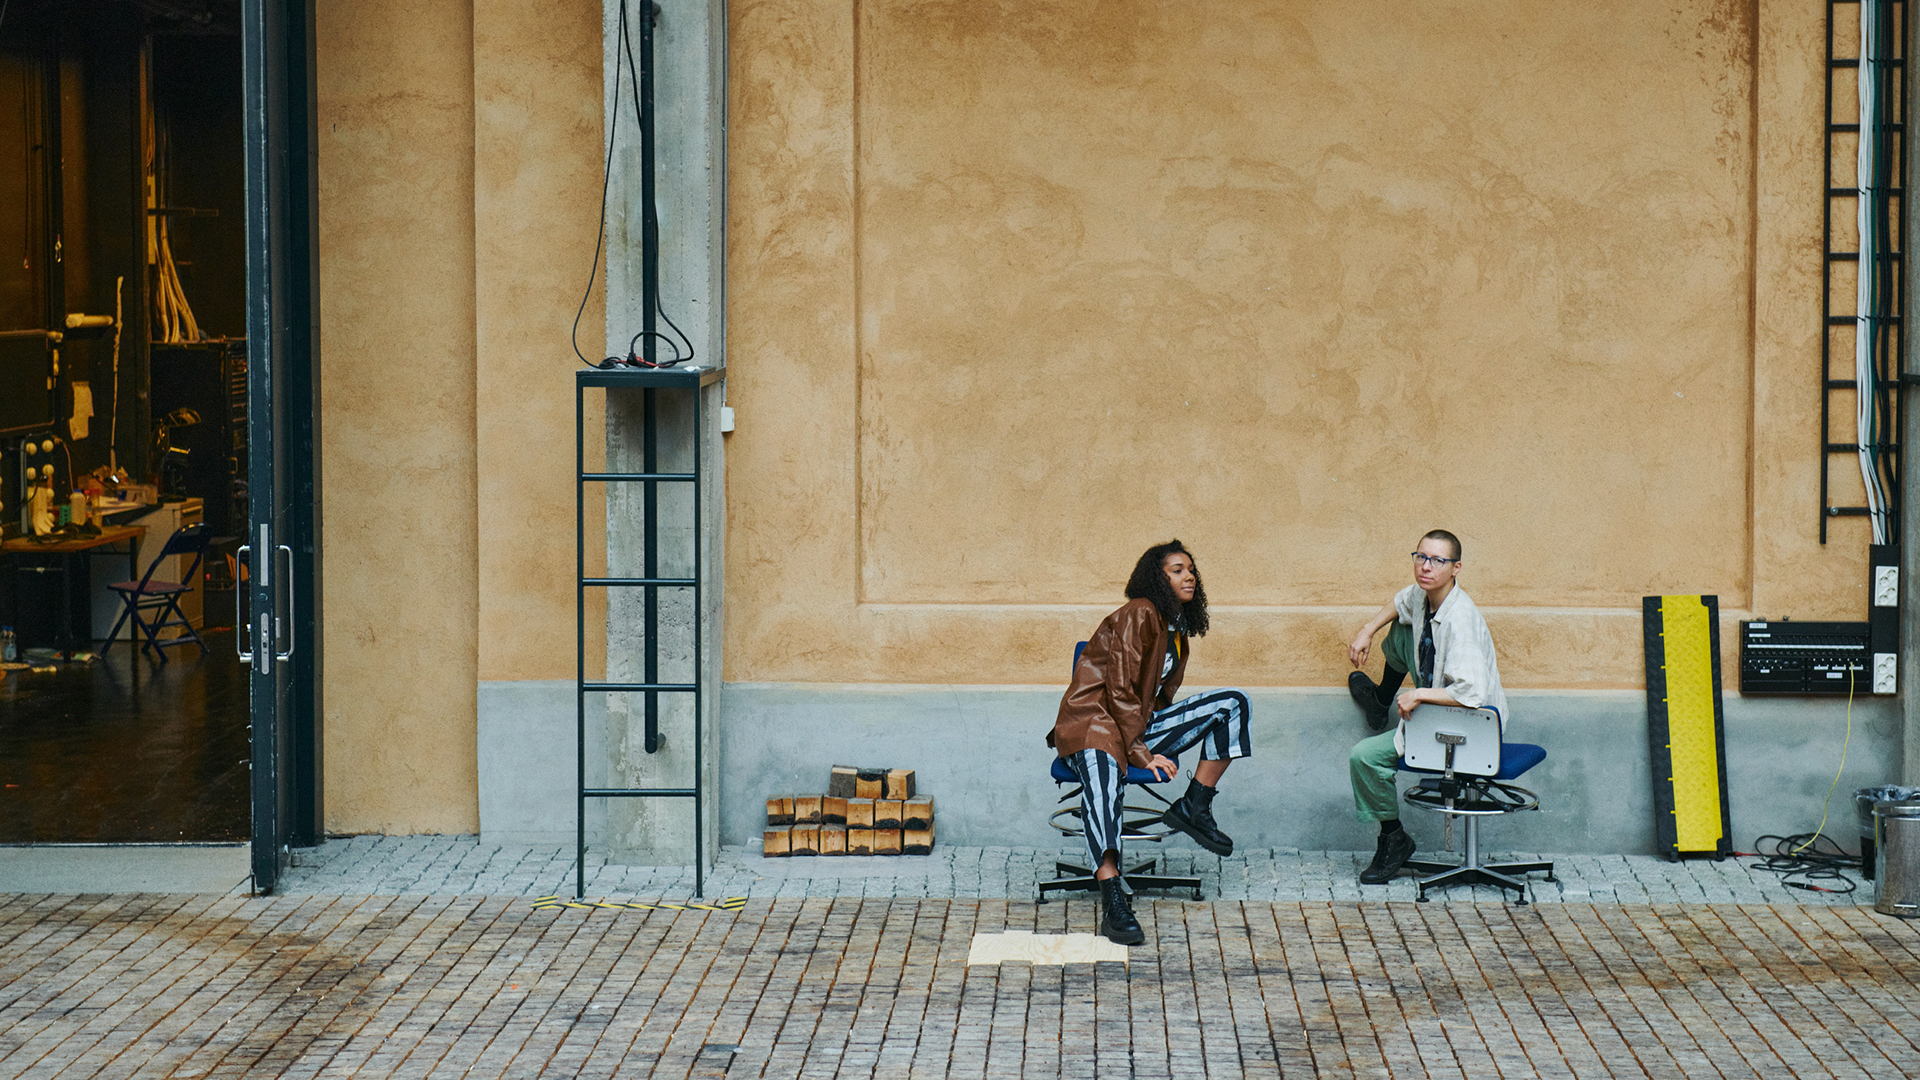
[[1823, 0, 1907, 542], [574, 364, 723, 900]]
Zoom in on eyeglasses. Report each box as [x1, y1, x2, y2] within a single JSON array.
[[1411, 552, 1457, 569]]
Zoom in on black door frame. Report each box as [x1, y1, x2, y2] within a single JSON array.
[[241, 0, 322, 893]]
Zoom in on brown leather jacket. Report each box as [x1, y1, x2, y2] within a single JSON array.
[[1048, 597, 1187, 769]]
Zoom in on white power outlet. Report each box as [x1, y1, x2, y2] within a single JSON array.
[[1874, 565, 1899, 607], [1874, 653, 1897, 694]]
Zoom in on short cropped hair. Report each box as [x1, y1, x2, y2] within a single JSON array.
[[1422, 529, 1462, 562]]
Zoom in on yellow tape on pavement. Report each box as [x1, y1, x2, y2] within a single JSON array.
[[530, 896, 748, 913]]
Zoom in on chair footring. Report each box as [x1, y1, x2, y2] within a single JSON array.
[[1053, 859, 1159, 878], [1048, 803, 1178, 843], [1037, 866, 1203, 902], [1405, 858, 1556, 904]]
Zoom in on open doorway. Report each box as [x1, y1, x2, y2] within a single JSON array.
[[0, 0, 251, 844]]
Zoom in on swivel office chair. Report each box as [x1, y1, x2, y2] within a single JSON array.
[[1037, 641, 1204, 902], [1397, 705, 1555, 903]]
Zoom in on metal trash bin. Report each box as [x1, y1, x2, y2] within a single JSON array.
[[1857, 785, 1920, 879], [1873, 799, 1920, 918]]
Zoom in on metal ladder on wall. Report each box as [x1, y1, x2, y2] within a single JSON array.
[[1822, 0, 1906, 541], [574, 365, 722, 900]]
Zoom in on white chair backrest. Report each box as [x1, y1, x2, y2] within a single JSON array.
[[1402, 706, 1502, 776]]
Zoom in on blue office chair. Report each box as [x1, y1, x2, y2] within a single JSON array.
[[1396, 706, 1555, 903], [1038, 641, 1204, 902], [103, 522, 211, 661]]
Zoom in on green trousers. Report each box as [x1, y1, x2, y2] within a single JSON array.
[[1350, 621, 1426, 822]]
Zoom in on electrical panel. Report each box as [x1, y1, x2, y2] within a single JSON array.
[[1739, 621, 1869, 694]]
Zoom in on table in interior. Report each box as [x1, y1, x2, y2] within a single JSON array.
[[1, 526, 148, 650]]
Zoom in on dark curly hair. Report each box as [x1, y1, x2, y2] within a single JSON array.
[[1125, 539, 1209, 636]]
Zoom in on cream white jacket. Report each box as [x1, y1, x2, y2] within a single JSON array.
[[1391, 583, 1508, 755]]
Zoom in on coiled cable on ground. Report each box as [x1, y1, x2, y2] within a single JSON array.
[[1742, 833, 1859, 895]]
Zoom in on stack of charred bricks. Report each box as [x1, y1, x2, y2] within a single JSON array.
[[763, 766, 934, 856]]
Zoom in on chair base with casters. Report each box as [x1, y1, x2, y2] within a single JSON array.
[[1398, 740, 1556, 905], [1038, 755, 1203, 902]]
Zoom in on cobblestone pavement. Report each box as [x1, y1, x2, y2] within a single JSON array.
[[278, 837, 1866, 908], [2, 890, 1918, 1078]]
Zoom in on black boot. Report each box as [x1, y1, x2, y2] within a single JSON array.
[[1098, 877, 1144, 945], [1348, 672, 1391, 731], [1359, 827, 1417, 885], [1162, 778, 1234, 856]]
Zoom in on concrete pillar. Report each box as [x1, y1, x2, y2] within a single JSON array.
[[601, 0, 725, 866]]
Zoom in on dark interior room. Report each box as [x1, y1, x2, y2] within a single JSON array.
[[0, 0, 249, 843]]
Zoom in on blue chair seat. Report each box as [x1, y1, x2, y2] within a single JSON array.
[[1398, 742, 1545, 781], [1050, 755, 1177, 786]]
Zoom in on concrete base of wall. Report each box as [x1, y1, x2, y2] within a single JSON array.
[[717, 683, 1902, 857], [477, 680, 606, 846], [479, 680, 1902, 859]]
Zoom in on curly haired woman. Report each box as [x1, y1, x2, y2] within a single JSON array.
[[1048, 540, 1253, 945]]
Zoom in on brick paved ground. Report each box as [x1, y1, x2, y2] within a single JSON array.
[[279, 837, 1866, 908], [2, 891, 1918, 1078]]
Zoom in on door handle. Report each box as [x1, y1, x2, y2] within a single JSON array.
[[236, 544, 254, 663], [274, 544, 295, 661]]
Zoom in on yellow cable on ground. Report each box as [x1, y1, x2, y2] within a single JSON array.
[[1791, 665, 1854, 856]]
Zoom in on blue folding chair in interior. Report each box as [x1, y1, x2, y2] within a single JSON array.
[[1037, 640, 1204, 902], [1396, 704, 1555, 903], [103, 521, 212, 661]]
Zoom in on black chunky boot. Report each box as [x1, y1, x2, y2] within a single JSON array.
[[1162, 778, 1234, 856], [1348, 671, 1392, 731], [1098, 877, 1145, 946], [1359, 827, 1417, 885]]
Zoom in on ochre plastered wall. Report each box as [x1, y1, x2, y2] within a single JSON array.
[[316, 0, 602, 832], [473, 0, 606, 684], [311, 0, 1875, 827], [726, 0, 1873, 690]]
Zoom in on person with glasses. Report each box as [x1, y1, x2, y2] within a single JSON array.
[[1342, 529, 1508, 885]]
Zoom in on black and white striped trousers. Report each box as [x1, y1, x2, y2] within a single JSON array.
[[1063, 688, 1253, 870]]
